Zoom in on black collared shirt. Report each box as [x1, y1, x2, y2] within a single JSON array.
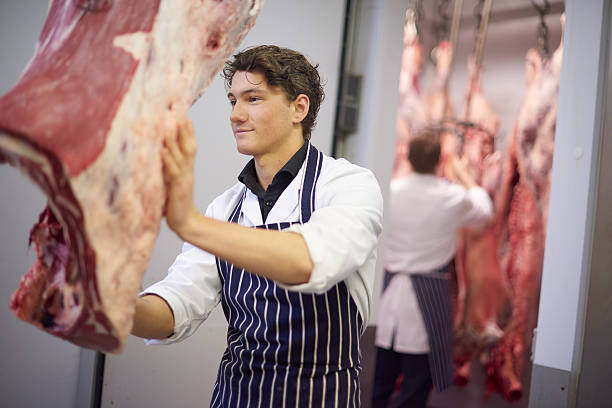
[[237, 141, 309, 223]]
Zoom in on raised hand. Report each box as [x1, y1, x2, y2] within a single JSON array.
[[162, 120, 199, 238]]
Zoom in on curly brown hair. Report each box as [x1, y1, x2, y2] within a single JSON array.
[[222, 45, 325, 140]]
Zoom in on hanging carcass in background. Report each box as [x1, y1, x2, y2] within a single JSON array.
[[0, 0, 264, 353], [389, 0, 512, 391], [426, 40, 454, 123], [447, 0, 513, 390], [484, 15, 564, 401], [392, 34, 456, 178], [392, 0, 463, 180], [451, 54, 512, 389], [389, 3, 563, 402], [425, 40, 458, 178], [392, 9, 427, 179]]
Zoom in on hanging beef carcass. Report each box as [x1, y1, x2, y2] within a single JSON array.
[[393, 36, 456, 179], [0, 0, 264, 353], [426, 40, 454, 123], [452, 56, 512, 387], [393, 10, 427, 179], [485, 17, 564, 401], [425, 40, 458, 178]]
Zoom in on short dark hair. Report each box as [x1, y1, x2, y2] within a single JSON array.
[[222, 45, 325, 139], [408, 128, 441, 174]]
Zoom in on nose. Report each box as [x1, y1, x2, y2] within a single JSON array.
[[230, 101, 247, 124]]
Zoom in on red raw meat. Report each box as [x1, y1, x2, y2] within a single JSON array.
[[452, 57, 511, 389], [0, 0, 263, 353], [485, 21, 564, 400]]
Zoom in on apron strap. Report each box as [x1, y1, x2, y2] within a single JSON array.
[[299, 141, 323, 224]]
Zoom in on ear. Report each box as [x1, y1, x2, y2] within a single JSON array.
[[291, 94, 310, 125]]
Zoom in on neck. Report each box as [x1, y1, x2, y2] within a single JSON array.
[[254, 132, 305, 190]]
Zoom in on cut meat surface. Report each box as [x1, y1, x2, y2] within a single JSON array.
[[1, 0, 264, 353]]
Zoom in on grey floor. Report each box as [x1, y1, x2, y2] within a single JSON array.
[[360, 326, 530, 408]]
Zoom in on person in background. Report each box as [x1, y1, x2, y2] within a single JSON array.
[[372, 128, 493, 407], [131, 45, 383, 407]]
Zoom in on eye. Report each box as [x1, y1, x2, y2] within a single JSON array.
[[228, 99, 236, 106], [249, 96, 260, 103]]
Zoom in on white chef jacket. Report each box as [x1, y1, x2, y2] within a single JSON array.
[[144, 152, 383, 344], [375, 173, 493, 353]]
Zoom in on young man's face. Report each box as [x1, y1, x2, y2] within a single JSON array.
[[227, 70, 298, 158]]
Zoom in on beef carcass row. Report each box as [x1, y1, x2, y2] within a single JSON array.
[[393, 9, 427, 179], [452, 57, 512, 387], [0, 0, 264, 353], [486, 17, 564, 401]]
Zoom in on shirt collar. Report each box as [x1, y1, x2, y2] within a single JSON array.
[[238, 141, 308, 197]]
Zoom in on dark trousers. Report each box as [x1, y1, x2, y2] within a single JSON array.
[[371, 346, 432, 408]]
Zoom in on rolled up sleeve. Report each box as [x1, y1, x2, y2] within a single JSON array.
[[142, 242, 222, 345], [461, 186, 494, 230], [281, 161, 383, 293]]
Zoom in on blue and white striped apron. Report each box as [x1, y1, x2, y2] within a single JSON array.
[[410, 267, 454, 391], [210, 143, 363, 407]]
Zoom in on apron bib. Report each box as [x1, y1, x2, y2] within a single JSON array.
[[210, 144, 363, 407]]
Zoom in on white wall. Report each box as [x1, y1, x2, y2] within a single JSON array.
[[0, 2, 82, 407], [101, 1, 347, 407], [534, 0, 608, 373], [339, 0, 406, 324]]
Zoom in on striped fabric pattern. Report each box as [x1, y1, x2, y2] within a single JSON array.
[[211, 144, 363, 407], [410, 271, 454, 391]]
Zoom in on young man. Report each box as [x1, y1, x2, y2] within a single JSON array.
[[372, 129, 493, 407], [132, 45, 383, 407]]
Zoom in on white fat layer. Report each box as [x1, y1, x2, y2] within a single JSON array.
[[0, 131, 79, 276], [113, 32, 151, 61], [250, 1, 263, 17], [0, 130, 57, 193], [67, 0, 264, 351]]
